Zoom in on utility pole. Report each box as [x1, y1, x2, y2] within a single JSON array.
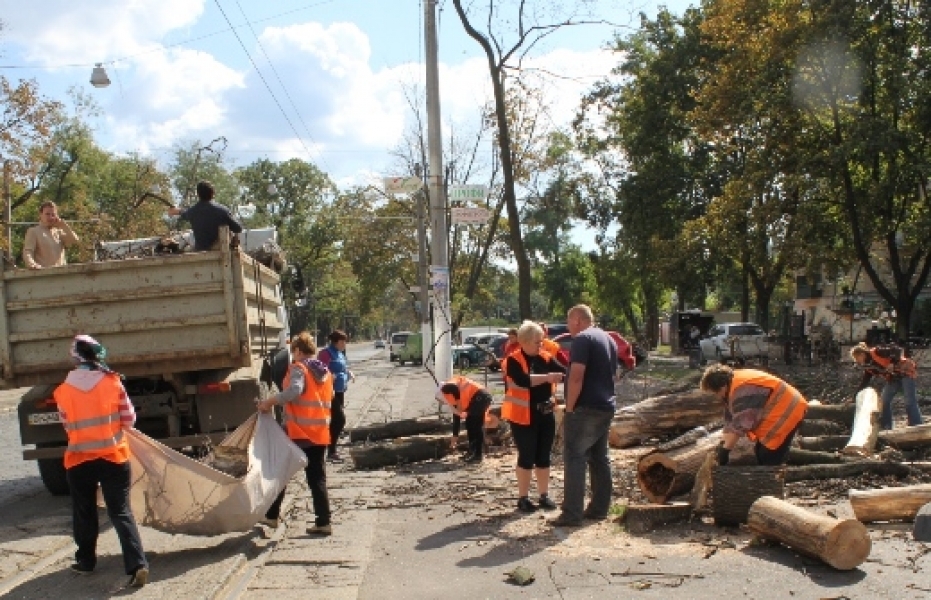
[[414, 164, 432, 363], [424, 0, 452, 382], [3, 160, 11, 265]]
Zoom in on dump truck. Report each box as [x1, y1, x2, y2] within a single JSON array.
[[1, 228, 289, 495]]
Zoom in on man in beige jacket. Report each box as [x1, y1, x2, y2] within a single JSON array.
[[23, 201, 79, 269]]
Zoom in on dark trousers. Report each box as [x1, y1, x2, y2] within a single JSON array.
[[465, 393, 492, 456], [754, 424, 800, 466], [562, 407, 614, 521], [66, 459, 147, 575], [511, 408, 556, 469], [328, 392, 346, 456], [265, 445, 331, 526]]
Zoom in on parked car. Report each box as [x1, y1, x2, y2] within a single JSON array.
[[374, 339, 386, 349], [451, 343, 493, 369], [486, 336, 510, 371], [698, 322, 767, 364], [389, 331, 413, 361], [544, 323, 569, 339], [552, 331, 639, 370], [397, 333, 423, 365], [463, 332, 507, 349]]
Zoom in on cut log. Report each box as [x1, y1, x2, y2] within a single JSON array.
[[747, 496, 871, 570], [712, 466, 786, 526], [804, 403, 856, 426], [610, 389, 721, 448], [796, 435, 849, 452], [842, 388, 880, 457], [625, 502, 692, 534], [849, 484, 931, 523], [349, 435, 451, 469], [637, 431, 723, 504], [785, 449, 852, 466], [798, 419, 847, 437], [784, 461, 915, 483], [349, 417, 448, 443], [877, 423, 931, 450]]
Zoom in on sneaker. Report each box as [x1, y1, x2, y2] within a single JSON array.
[[538, 495, 558, 511], [306, 523, 332, 536], [260, 517, 279, 528], [517, 497, 537, 513], [128, 567, 149, 588], [70, 563, 94, 575], [550, 513, 583, 527], [582, 511, 607, 521]]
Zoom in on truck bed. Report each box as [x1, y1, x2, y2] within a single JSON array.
[[0, 242, 284, 388]]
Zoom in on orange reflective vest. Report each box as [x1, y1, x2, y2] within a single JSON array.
[[282, 362, 333, 446], [869, 349, 917, 380], [440, 376, 483, 413], [729, 369, 808, 450], [502, 350, 554, 426], [541, 338, 560, 357], [54, 373, 131, 470]]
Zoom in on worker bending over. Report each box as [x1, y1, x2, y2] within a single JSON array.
[[436, 376, 493, 463]]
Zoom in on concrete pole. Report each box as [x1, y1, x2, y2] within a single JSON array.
[[3, 160, 11, 265], [415, 178, 432, 366], [424, 0, 452, 383]]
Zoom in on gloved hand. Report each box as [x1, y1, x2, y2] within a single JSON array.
[[715, 443, 731, 466]]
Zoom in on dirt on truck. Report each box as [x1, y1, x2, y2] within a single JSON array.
[[0, 227, 289, 495]]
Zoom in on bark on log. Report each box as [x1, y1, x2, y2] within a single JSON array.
[[842, 389, 880, 457], [849, 484, 931, 523], [625, 502, 692, 534], [712, 466, 786, 525], [805, 403, 856, 426], [796, 435, 849, 452], [747, 496, 871, 570], [349, 435, 451, 469], [786, 449, 854, 466], [637, 430, 723, 504], [799, 419, 848, 437], [784, 461, 915, 483], [877, 423, 931, 450], [349, 417, 448, 443], [610, 390, 721, 448]]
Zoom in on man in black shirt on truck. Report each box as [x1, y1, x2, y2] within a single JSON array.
[[168, 181, 243, 250]]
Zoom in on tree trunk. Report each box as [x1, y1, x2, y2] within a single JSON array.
[[796, 435, 850, 452], [784, 461, 915, 483], [805, 403, 857, 425], [747, 496, 871, 570], [349, 417, 449, 443], [609, 390, 721, 448], [842, 388, 881, 457], [349, 435, 451, 470], [637, 431, 723, 504], [625, 502, 692, 534], [785, 449, 854, 465], [877, 423, 931, 450], [798, 419, 848, 437], [849, 484, 931, 523]]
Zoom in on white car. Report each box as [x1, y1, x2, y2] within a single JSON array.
[[463, 333, 506, 350], [699, 322, 767, 364]]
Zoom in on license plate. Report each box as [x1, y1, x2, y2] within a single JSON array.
[[28, 412, 63, 425]]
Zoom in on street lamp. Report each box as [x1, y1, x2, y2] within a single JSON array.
[[90, 63, 111, 88]]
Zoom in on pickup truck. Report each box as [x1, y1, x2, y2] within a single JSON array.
[[1, 228, 289, 495]]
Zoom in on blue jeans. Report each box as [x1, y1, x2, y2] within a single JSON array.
[[562, 407, 614, 522], [881, 377, 923, 430]]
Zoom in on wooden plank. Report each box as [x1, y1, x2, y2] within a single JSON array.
[[218, 227, 239, 358], [8, 314, 229, 343], [3, 282, 224, 312]]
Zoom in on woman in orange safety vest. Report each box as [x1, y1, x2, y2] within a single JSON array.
[[850, 342, 923, 430], [699, 364, 808, 466], [257, 331, 335, 536], [503, 321, 565, 513], [436, 375, 493, 463], [55, 334, 148, 587]]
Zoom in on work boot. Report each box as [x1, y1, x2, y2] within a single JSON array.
[[538, 494, 557, 511], [127, 567, 149, 588], [517, 497, 537, 513], [307, 523, 332, 536]]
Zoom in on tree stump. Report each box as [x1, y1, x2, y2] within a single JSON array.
[[877, 423, 931, 450], [349, 435, 451, 469], [609, 389, 721, 448], [841, 388, 880, 457], [848, 484, 931, 523], [712, 466, 785, 526], [625, 502, 692, 534]]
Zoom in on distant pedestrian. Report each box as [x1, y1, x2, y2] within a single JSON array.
[[257, 332, 334, 536], [850, 343, 923, 430], [553, 304, 618, 527], [23, 201, 80, 269], [503, 328, 520, 357], [55, 335, 148, 587], [503, 321, 565, 513], [435, 376, 493, 463], [319, 330, 355, 462], [167, 181, 243, 250]]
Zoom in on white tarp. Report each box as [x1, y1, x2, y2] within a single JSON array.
[[126, 413, 307, 536]]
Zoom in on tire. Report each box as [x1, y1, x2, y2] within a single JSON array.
[[398, 358, 405, 366], [38, 457, 70, 496]]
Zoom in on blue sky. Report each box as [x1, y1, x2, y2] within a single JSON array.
[[0, 0, 693, 190]]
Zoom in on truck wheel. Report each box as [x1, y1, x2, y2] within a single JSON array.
[[398, 358, 405, 366], [37, 457, 70, 496]]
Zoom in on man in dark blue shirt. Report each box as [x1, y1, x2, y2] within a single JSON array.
[[168, 181, 243, 251], [552, 304, 618, 527]]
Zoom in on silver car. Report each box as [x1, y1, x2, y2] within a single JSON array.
[[699, 322, 767, 364]]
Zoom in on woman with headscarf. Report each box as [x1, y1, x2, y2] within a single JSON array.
[[54, 335, 148, 587]]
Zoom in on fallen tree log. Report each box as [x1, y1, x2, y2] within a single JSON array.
[[349, 435, 451, 469], [796, 435, 849, 452], [842, 389, 880, 457], [713, 466, 786, 525], [349, 416, 448, 443], [784, 461, 915, 483], [610, 390, 721, 448], [747, 496, 871, 570], [785, 449, 855, 466], [625, 502, 692, 534], [877, 423, 931, 450], [849, 484, 931, 523], [804, 402, 856, 426], [798, 419, 848, 437]]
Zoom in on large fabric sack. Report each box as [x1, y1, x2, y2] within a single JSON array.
[[126, 413, 307, 536]]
